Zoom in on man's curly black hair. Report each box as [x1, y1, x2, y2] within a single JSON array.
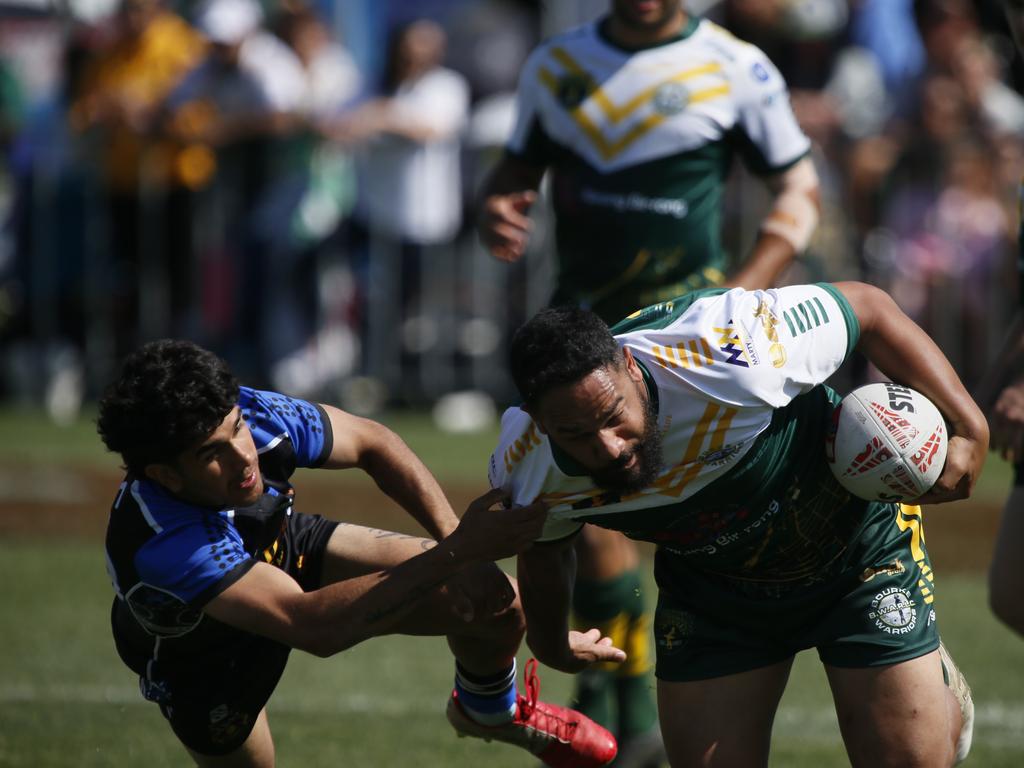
[[510, 305, 622, 407], [97, 340, 240, 475]]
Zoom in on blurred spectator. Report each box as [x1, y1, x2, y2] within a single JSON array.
[[68, 0, 204, 358], [337, 19, 469, 246], [258, 2, 364, 397], [3, 29, 97, 419], [332, 18, 470, 402], [950, 32, 1024, 137], [159, 0, 307, 378]]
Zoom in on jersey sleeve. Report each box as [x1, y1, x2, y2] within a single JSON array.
[[241, 387, 333, 468], [489, 408, 584, 543], [133, 511, 253, 609], [505, 45, 558, 166], [729, 44, 811, 174], [732, 283, 857, 405], [642, 284, 857, 409]]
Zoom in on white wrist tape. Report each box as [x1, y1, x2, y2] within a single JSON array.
[[759, 158, 820, 253]]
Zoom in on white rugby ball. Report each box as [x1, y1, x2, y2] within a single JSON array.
[[826, 383, 947, 502]]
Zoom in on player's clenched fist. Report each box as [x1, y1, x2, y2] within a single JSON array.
[[479, 191, 537, 262]]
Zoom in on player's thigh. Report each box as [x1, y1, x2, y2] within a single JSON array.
[[989, 485, 1024, 629], [322, 522, 520, 637], [574, 524, 639, 581], [826, 650, 956, 768], [187, 709, 273, 768], [656, 658, 793, 768]]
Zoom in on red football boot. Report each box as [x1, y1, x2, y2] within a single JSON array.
[[446, 658, 618, 768]]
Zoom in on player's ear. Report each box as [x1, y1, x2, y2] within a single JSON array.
[[622, 347, 642, 382], [144, 462, 183, 493]]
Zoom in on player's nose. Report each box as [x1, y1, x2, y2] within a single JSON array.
[[593, 428, 626, 461]]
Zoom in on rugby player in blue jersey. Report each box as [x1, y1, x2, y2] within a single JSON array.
[[98, 339, 621, 767]]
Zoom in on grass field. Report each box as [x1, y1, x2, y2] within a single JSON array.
[[2, 408, 1023, 766]]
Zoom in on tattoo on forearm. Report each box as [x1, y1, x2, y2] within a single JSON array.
[[363, 573, 450, 624]]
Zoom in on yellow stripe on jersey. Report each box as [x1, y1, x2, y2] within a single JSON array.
[[652, 339, 714, 370], [504, 421, 543, 473], [538, 50, 729, 161]]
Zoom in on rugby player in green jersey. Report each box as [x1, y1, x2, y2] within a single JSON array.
[[478, 1, 819, 758], [985, 0, 1024, 639], [492, 282, 986, 766]]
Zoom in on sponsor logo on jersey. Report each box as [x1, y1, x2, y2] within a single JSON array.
[[698, 442, 743, 466], [751, 61, 771, 82], [654, 608, 695, 655], [858, 559, 906, 583], [868, 586, 918, 635], [713, 322, 752, 367], [580, 187, 689, 219], [556, 72, 595, 109], [753, 300, 787, 368], [125, 583, 203, 638], [653, 81, 689, 115]]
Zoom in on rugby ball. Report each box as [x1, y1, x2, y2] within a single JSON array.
[[826, 383, 947, 502]]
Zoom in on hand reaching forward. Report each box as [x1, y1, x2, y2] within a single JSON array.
[[446, 488, 548, 563], [548, 628, 627, 674]]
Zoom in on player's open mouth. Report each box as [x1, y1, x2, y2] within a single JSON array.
[[240, 470, 257, 489]]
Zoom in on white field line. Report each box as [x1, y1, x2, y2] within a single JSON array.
[[1, 683, 1023, 748]]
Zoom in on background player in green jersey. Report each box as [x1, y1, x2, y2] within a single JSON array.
[[496, 281, 986, 767], [478, 1, 819, 759], [985, 0, 1024, 638]]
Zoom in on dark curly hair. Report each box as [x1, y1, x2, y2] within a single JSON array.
[[97, 340, 240, 475], [510, 306, 622, 407]]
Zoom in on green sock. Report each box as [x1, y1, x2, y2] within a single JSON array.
[[572, 569, 655, 734], [616, 673, 659, 741]]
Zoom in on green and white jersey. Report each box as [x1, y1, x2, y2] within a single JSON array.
[[508, 16, 811, 322], [490, 284, 875, 589]]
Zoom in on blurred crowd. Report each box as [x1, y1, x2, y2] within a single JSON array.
[[0, 0, 1021, 422]]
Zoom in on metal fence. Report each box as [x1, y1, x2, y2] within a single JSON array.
[[1, 135, 1018, 422]]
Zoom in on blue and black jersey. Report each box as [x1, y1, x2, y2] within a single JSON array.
[[104, 387, 333, 673]]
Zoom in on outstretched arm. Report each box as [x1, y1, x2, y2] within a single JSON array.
[[726, 156, 820, 290], [517, 534, 626, 673], [319, 405, 459, 539], [205, 489, 547, 656], [835, 281, 989, 503]]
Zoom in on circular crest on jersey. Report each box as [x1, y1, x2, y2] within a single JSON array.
[[868, 586, 917, 634], [557, 73, 595, 109], [652, 82, 689, 115], [825, 382, 947, 502]]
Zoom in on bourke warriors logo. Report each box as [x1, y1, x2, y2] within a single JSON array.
[[868, 587, 918, 635]]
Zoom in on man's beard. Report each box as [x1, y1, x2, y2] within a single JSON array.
[[590, 387, 664, 494]]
